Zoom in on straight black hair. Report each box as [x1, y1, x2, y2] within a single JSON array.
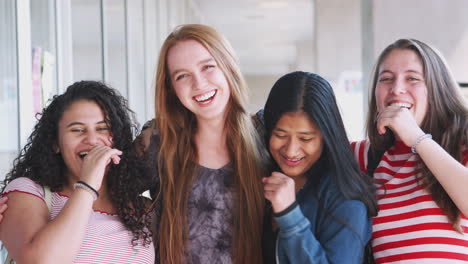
[[263, 71, 378, 217]]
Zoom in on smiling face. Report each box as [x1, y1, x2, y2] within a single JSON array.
[[167, 39, 231, 122], [269, 111, 323, 178], [57, 100, 112, 181], [375, 48, 429, 126]]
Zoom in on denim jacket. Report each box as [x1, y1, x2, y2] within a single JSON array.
[[263, 170, 372, 264]]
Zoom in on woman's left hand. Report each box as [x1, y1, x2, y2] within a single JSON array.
[[376, 105, 425, 146], [263, 172, 296, 214]]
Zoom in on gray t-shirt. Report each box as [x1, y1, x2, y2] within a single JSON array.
[[146, 133, 234, 264]]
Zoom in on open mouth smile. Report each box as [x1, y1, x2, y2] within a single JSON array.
[[78, 151, 89, 159], [194, 90, 217, 104], [388, 102, 412, 109]]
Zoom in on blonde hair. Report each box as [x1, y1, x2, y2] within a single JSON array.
[[154, 24, 266, 263], [366, 38, 468, 231]]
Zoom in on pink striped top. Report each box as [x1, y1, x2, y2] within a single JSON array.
[[3, 177, 155, 264], [351, 140, 468, 264]]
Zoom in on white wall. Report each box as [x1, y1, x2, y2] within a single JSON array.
[[373, 0, 468, 83], [245, 74, 281, 113]]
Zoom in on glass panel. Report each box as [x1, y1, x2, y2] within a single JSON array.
[[30, 0, 58, 109], [0, 0, 19, 180], [126, 0, 146, 125], [103, 0, 128, 97], [71, 0, 103, 81]]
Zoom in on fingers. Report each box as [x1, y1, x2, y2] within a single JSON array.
[[262, 173, 293, 197], [262, 173, 293, 192], [0, 196, 8, 222], [376, 106, 409, 135], [80, 146, 123, 190], [0, 196, 8, 212], [262, 172, 297, 213], [84, 145, 122, 165]]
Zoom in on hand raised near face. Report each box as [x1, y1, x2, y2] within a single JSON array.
[[80, 145, 122, 191], [376, 105, 425, 147], [263, 172, 296, 214]]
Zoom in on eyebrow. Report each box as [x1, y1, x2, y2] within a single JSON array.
[[274, 127, 317, 135], [379, 69, 423, 75], [66, 120, 107, 128], [170, 58, 215, 79]]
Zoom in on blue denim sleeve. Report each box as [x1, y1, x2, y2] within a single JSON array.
[[275, 200, 371, 264]]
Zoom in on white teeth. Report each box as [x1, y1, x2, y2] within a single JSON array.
[[194, 90, 216, 102], [390, 102, 412, 109], [286, 157, 302, 161], [79, 151, 89, 157]]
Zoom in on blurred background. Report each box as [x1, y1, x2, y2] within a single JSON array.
[[1, 0, 468, 179]]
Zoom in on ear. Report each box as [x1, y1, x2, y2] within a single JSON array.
[[53, 144, 60, 153]]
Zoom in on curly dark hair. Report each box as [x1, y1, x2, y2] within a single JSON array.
[[2, 80, 153, 246]]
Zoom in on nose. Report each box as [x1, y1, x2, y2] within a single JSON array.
[[192, 72, 206, 90], [83, 131, 101, 146], [391, 78, 407, 94], [284, 138, 300, 158]]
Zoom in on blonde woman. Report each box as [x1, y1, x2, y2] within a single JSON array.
[[138, 24, 267, 263]]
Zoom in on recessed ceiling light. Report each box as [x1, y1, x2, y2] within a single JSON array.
[[258, 1, 289, 9]]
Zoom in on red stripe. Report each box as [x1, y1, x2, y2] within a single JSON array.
[[373, 237, 468, 252], [2, 190, 45, 202], [373, 223, 459, 239], [357, 140, 367, 173], [377, 185, 424, 199], [380, 155, 417, 168], [462, 149, 468, 165], [386, 142, 411, 155], [377, 178, 420, 191], [373, 208, 446, 224], [375, 166, 420, 180], [376, 251, 468, 263], [379, 195, 433, 210], [350, 141, 357, 152]]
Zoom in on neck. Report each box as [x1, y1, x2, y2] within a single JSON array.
[[195, 117, 230, 169], [293, 175, 307, 193]]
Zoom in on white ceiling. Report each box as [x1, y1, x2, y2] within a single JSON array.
[[70, 0, 315, 76], [194, 0, 315, 75]]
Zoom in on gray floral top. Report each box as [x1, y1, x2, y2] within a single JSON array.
[[145, 132, 235, 264]]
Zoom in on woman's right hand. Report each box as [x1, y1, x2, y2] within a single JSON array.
[[263, 172, 296, 214], [80, 145, 122, 191]]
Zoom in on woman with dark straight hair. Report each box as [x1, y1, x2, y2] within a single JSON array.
[[262, 71, 378, 263]]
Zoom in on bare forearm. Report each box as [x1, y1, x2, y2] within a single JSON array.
[[416, 138, 468, 215]]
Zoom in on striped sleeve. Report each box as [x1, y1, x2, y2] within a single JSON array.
[[350, 140, 370, 173], [2, 177, 46, 202]]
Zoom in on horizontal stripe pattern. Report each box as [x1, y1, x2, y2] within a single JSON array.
[[352, 140, 468, 263], [3, 177, 154, 264]]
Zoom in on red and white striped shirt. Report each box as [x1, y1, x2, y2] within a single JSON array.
[[3, 177, 155, 264], [351, 140, 468, 264]]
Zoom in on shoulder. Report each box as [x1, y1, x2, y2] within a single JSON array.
[[332, 200, 371, 240], [251, 109, 266, 138], [135, 119, 159, 156], [315, 172, 365, 215], [317, 175, 369, 224], [333, 200, 368, 220], [3, 177, 46, 201]]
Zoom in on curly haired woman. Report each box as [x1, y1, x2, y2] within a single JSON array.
[[0, 81, 154, 263]]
